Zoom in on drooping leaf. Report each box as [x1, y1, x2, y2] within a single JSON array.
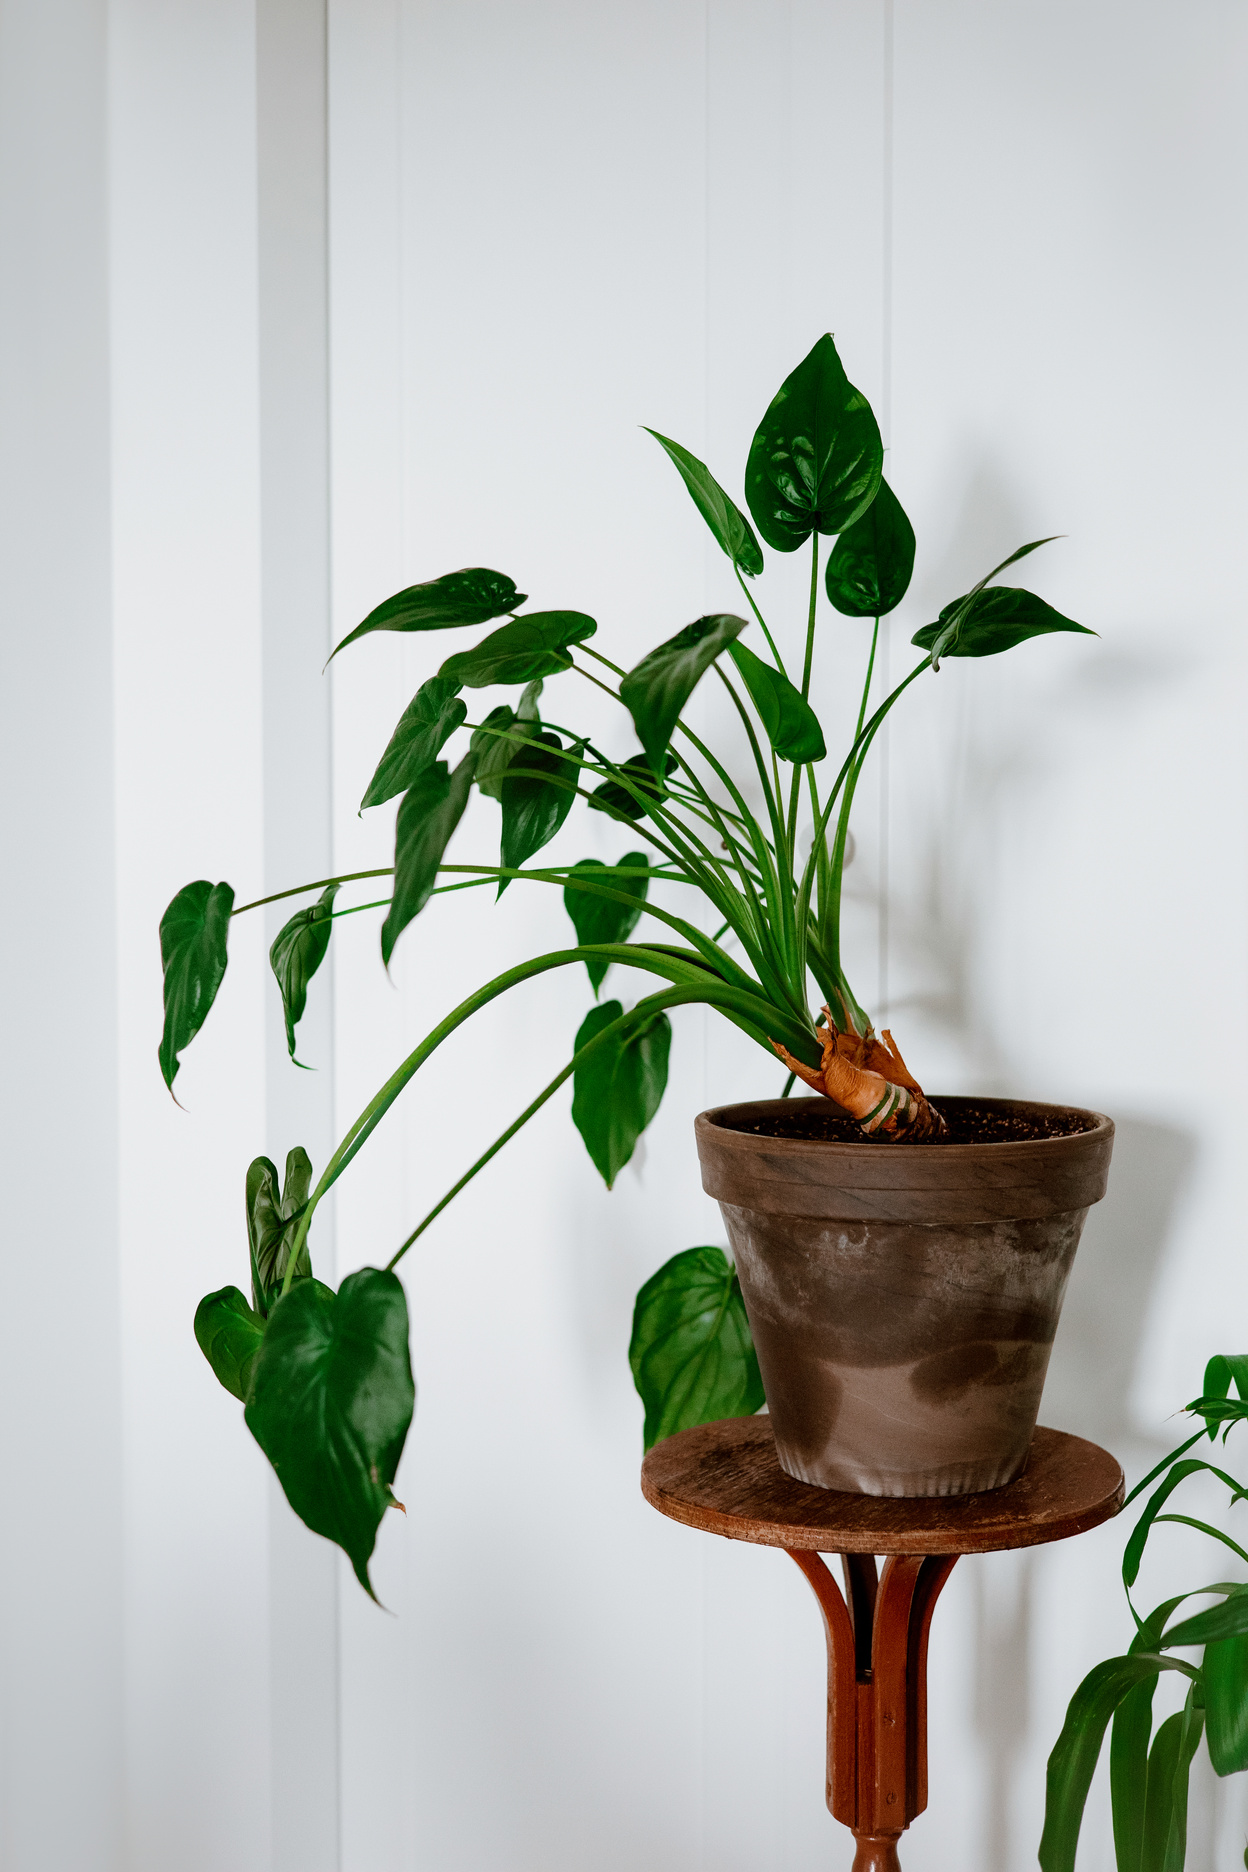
[[727, 640, 825, 763], [1112, 1597, 1188, 1872], [1204, 1631, 1248, 1776], [824, 475, 916, 617], [1141, 1694, 1204, 1872], [244, 1268, 415, 1598], [247, 1147, 314, 1315], [1125, 1460, 1243, 1588], [620, 614, 747, 771], [269, 885, 339, 1066], [328, 567, 525, 661], [498, 732, 582, 888], [360, 679, 467, 811], [562, 853, 649, 993], [744, 334, 883, 552], [438, 611, 596, 688], [629, 1245, 764, 1450], [381, 753, 476, 966], [194, 1286, 266, 1402], [588, 752, 677, 822], [1161, 1584, 1248, 1649], [913, 586, 1094, 663], [1195, 1353, 1248, 1439], [571, 1000, 671, 1188], [644, 428, 763, 577], [517, 678, 543, 720], [158, 879, 235, 1092]]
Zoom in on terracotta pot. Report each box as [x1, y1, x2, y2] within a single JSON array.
[[695, 1097, 1114, 1498]]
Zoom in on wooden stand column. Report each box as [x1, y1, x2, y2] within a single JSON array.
[[642, 1418, 1122, 1870]]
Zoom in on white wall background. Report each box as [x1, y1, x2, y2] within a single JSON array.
[[2, 2, 1246, 1869]]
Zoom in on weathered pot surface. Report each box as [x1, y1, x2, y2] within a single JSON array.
[[695, 1096, 1114, 1498]]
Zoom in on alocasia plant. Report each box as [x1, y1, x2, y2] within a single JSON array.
[[164, 334, 1093, 1594]]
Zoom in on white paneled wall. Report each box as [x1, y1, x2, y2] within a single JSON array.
[[0, 2, 1244, 1869]]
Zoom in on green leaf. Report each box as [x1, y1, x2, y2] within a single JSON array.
[[588, 752, 677, 822], [727, 640, 826, 763], [1204, 1631, 1248, 1775], [1162, 1585, 1248, 1649], [643, 428, 763, 577], [619, 613, 747, 771], [269, 885, 338, 1067], [194, 1286, 265, 1402], [1142, 1694, 1204, 1872], [328, 567, 526, 661], [1195, 1353, 1248, 1439], [158, 879, 235, 1092], [1112, 1596, 1188, 1872], [438, 611, 596, 688], [247, 1147, 314, 1315], [244, 1268, 415, 1598], [912, 586, 1093, 662], [498, 732, 582, 888], [381, 752, 476, 966], [571, 1000, 671, 1188], [360, 678, 467, 811], [470, 706, 528, 799], [744, 334, 883, 552], [1041, 1656, 1189, 1872], [824, 475, 916, 617], [629, 1245, 764, 1451], [1126, 1460, 1246, 1587], [562, 853, 649, 993]]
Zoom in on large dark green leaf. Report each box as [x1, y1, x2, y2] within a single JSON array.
[[824, 475, 916, 617], [471, 705, 535, 800], [629, 1245, 764, 1450], [269, 884, 338, 1066], [619, 614, 747, 771], [744, 334, 883, 552], [328, 567, 525, 661], [727, 640, 825, 763], [644, 428, 763, 577], [588, 752, 677, 822], [248, 1147, 314, 1316], [438, 611, 596, 688], [571, 1000, 671, 1188], [360, 679, 467, 811], [498, 732, 582, 888], [381, 752, 476, 965], [158, 879, 235, 1092], [562, 853, 649, 992], [194, 1286, 265, 1402], [1204, 1632, 1248, 1775], [1041, 1655, 1189, 1872], [913, 586, 1093, 662], [245, 1268, 415, 1598]]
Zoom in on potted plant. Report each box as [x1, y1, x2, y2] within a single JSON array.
[[167, 334, 1111, 1595]]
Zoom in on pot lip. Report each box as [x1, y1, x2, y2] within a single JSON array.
[[696, 1094, 1114, 1156]]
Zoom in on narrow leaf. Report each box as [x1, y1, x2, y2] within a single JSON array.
[[360, 678, 467, 810], [381, 753, 476, 965], [629, 1245, 764, 1450], [824, 475, 916, 617], [498, 732, 582, 887], [913, 586, 1094, 662], [245, 1268, 415, 1598], [588, 751, 677, 822], [247, 1147, 314, 1316], [571, 1000, 671, 1187], [1126, 1460, 1245, 1587], [1162, 1585, 1248, 1650], [269, 884, 338, 1066], [744, 333, 883, 551], [329, 567, 525, 661], [644, 428, 763, 576], [619, 613, 747, 771], [194, 1286, 265, 1402], [1112, 1596, 1189, 1872], [1041, 1656, 1182, 1872], [563, 853, 649, 993], [1204, 1632, 1248, 1775], [158, 879, 234, 1092], [728, 640, 825, 763], [438, 611, 596, 688]]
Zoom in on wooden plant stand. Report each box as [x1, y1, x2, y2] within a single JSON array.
[[642, 1418, 1122, 1871]]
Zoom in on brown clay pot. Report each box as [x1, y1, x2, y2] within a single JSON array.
[[695, 1096, 1114, 1498]]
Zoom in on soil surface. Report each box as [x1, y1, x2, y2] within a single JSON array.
[[721, 1100, 1097, 1146]]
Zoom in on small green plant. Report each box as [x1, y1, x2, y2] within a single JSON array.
[[1042, 1357, 1248, 1872], [166, 335, 1092, 1594]]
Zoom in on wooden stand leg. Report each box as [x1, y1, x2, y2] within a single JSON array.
[[788, 1548, 958, 1867]]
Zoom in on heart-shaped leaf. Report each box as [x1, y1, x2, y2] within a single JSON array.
[[194, 1285, 265, 1402], [571, 1000, 671, 1187], [629, 1246, 764, 1449], [912, 586, 1094, 662], [588, 752, 677, 822], [158, 879, 235, 1092], [563, 853, 649, 992], [244, 1268, 415, 1598], [498, 731, 581, 889], [619, 614, 747, 771], [381, 752, 476, 966], [248, 1148, 314, 1315], [644, 428, 763, 577], [744, 335, 883, 551], [471, 706, 533, 799], [727, 640, 826, 763], [360, 678, 467, 811], [824, 475, 916, 617], [438, 611, 596, 688], [328, 567, 526, 661], [269, 884, 339, 1066]]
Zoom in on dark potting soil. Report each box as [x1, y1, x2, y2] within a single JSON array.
[[722, 1100, 1097, 1146]]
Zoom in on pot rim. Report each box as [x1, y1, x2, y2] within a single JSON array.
[[698, 1093, 1113, 1157]]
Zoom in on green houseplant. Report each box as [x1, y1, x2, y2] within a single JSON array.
[[1042, 1356, 1248, 1872], [168, 334, 1097, 1594]]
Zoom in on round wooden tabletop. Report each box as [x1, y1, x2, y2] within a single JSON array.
[[641, 1417, 1124, 1555]]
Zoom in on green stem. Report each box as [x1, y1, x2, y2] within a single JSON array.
[[733, 564, 788, 678], [856, 616, 881, 742], [232, 868, 393, 917], [800, 530, 820, 701]]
